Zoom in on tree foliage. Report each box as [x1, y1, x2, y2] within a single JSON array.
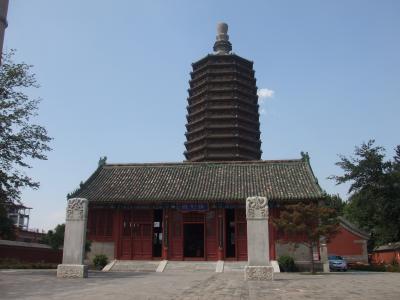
[[322, 193, 345, 215], [0, 203, 15, 240], [273, 202, 339, 274], [40, 224, 65, 250], [41, 223, 92, 253], [0, 51, 51, 237], [0, 51, 52, 203], [331, 140, 400, 248]]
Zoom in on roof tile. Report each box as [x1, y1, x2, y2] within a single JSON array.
[[71, 160, 323, 203]]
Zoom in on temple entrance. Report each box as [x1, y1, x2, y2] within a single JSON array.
[[120, 209, 152, 260], [183, 223, 204, 258], [152, 209, 163, 258], [225, 209, 236, 258]]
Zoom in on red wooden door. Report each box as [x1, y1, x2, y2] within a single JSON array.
[[118, 209, 153, 260], [120, 210, 132, 259], [170, 210, 183, 260], [132, 210, 152, 260], [236, 209, 247, 260], [206, 210, 217, 260]]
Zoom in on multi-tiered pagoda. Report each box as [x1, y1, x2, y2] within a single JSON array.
[[184, 23, 262, 162]]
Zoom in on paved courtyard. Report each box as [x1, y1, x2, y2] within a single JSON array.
[[0, 269, 399, 299]]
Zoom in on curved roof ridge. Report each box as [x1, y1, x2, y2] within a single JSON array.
[[104, 159, 304, 168], [338, 216, 370, 239]]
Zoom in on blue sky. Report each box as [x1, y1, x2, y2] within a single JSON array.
[[4, 1, 399, 230]]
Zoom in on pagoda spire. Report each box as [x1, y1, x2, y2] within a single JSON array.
[[184, 23, 262, 162], [213, 22, 232, 54]]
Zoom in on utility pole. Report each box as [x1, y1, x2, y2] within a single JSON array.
[[0, 0, 9, 65]]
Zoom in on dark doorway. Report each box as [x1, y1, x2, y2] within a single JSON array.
[[184, 224, 204, 258], [225, 209, 236, 258], [152, 209, 163, 257]]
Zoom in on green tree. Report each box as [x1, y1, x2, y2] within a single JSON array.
[[0, 51, 51, 237], [41, 223, 92, 253], [322, 193, 345, 215], [0, 203, 15, 239], [330, 140, 400, 248], [273, 202, 339, 274]]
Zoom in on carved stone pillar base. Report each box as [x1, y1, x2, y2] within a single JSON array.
[[57, 264, 88, 278], [244, 265, 274, 281]]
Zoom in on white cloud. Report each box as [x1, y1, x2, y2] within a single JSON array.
[[257, 88, 275, 117], [257, 88, 275, 104]]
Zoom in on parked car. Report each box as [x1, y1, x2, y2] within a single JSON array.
[[328, 255, 348, 271]]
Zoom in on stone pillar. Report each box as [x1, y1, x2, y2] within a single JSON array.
[[320, 240, 330, 273], [57, 198, 89, 278], [244, 196, 273, 280]]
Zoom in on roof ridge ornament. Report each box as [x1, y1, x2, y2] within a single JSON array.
[[301, 151, 310, 163], [98, 156, 107, 167], [213, 22, 232, 54]]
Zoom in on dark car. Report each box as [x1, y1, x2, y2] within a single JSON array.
[[329, 255, 348, 271]]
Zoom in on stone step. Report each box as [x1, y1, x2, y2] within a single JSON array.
[[108, 260, 160, 272], [164, 261, 217, 272], [223, 261, 247, 272]]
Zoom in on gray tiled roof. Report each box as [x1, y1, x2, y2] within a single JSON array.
[[374, 242, 400, 252], [70, 159, 323, 203]]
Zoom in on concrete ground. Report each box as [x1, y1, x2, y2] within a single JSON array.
[[0, 269, 399, 300]]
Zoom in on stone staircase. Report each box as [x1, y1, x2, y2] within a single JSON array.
[[104, 260, 256, 273], [223, 261, 247, 272], [107, 260, 160, 272], [164, 261, 217, 272]]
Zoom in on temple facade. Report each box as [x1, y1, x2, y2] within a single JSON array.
[[70, 23, 324, 263]]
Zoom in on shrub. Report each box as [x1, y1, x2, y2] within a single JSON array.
[[349, 264, 386, 272], [278, 255, 297, 272], [386, 264, 400, 272], [0, 258, 57, 269], [93, 254, 108, 270]]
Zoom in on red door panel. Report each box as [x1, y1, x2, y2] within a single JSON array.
[[118, 209, 153, 260], [206, 210, 217, 260], [170, 210, 183, 260], [236, 209, 247, 261], [120, 210, 132, 259], [132, 210, 153, 260]]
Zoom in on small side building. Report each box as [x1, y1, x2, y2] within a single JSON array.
[[327, 217, 369, 264], [371, 242, 400, 265]]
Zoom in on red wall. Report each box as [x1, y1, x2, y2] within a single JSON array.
[[371, 250, 400, 265], [327, 227, 364, 256], [0, 243, 62, 263]]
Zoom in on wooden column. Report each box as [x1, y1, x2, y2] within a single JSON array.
[[113, 208, 122, 260], [217, 208, 224, 260], [269, 207, 277, 260], [162, 208, 169, 260]]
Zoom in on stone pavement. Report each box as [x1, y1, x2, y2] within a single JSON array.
[[0, 269, 399, 299]]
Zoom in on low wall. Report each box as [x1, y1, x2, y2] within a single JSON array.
[[86, 241, 114, 263], [276, 243, 311, 261], [0, 240, 62, 264]]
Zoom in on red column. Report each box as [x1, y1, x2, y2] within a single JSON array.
[[162, 208, 169, 260], [217, 208, 224, 260], [269, 207, 277, 260], [113, 209, 122, 259]]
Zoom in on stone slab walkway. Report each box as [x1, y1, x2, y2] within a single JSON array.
[[0, 269, 399, 299]]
